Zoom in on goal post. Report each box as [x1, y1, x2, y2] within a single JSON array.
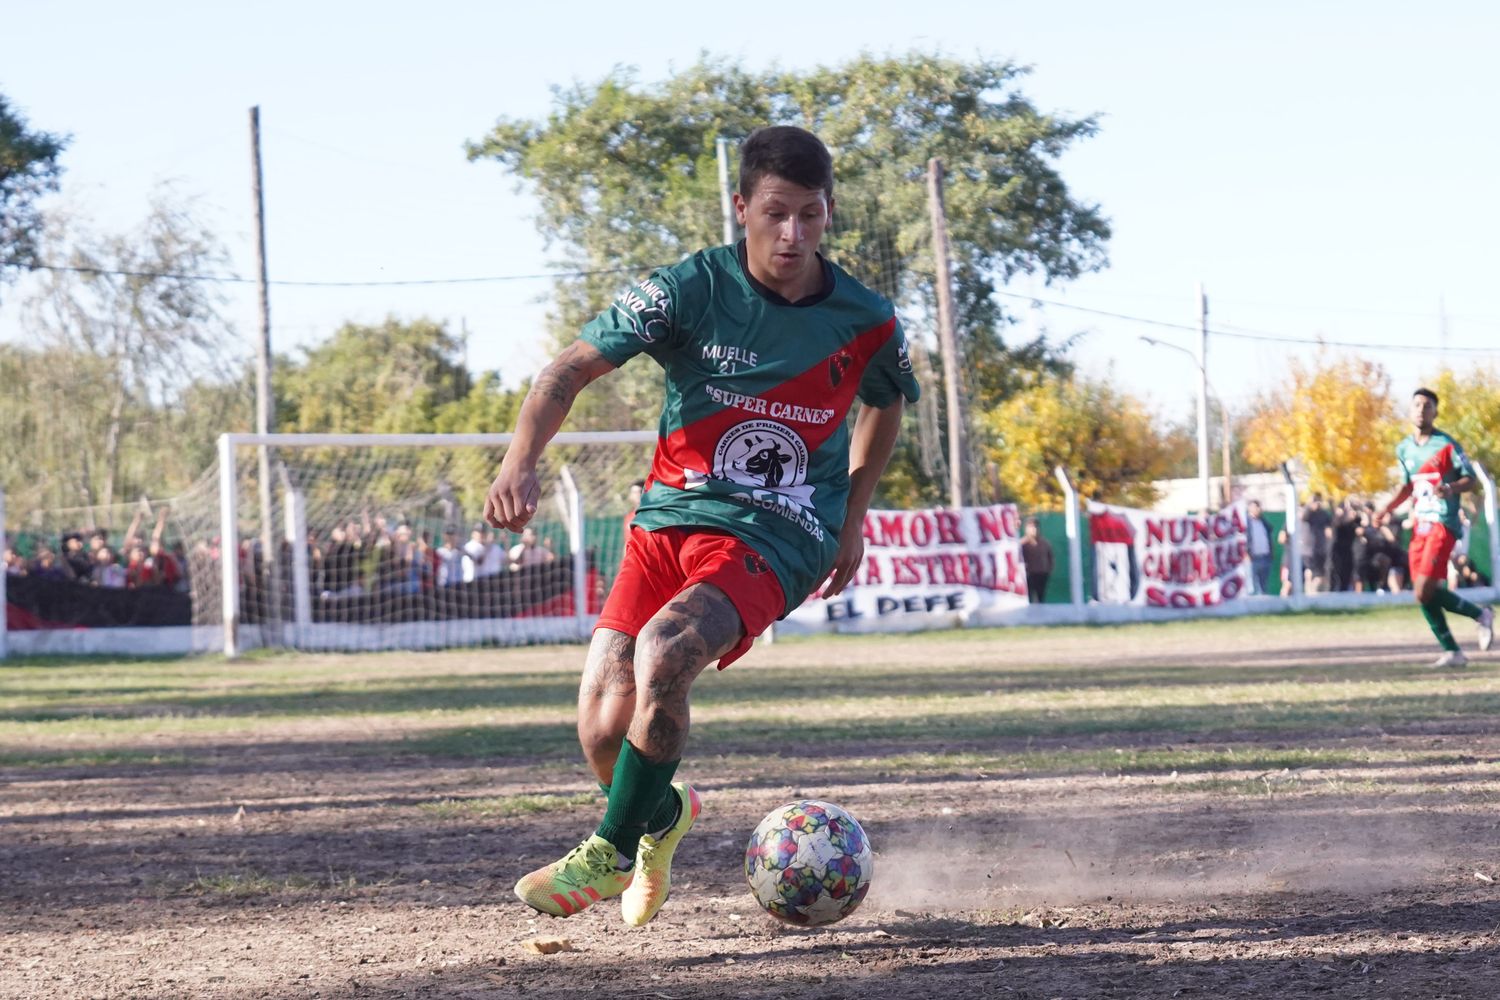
[[211, 430, 656, 657]]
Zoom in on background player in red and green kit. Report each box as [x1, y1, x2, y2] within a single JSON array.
[[484, 126, 920, 925], [1376, 388, 1494, 668]]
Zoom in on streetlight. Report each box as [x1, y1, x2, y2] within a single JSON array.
[[1139, 335, 1229, 512]]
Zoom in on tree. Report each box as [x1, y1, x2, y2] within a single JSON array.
[[466, 54, 1110, 500], [0, 93, 67, 298], [278, 317, 474, 434], [22, 190, 238, 515], [275, 318, 524, 519], [1241, 354, 1401, 498], [1421, 367, 1500, 487], [978, 372, 1189, 508]]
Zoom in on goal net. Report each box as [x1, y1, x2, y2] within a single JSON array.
[[191, 431, 656, 655]]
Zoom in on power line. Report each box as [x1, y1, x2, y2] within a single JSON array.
[[11, 256, 1498, 356], [995, 289, 1500, 355], [6, 259, 654, 287]]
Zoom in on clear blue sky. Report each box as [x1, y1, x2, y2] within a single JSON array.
[[5, 1, 1497, 423]]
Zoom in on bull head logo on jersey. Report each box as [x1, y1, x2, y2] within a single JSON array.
[[739, 435, 792, 488]]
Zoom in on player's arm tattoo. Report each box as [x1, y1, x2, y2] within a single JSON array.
[[528, 341, 608, 410]]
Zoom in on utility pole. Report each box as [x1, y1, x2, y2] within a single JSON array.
[[928, 158, 967, 510], [716, 137, 737, 247], [1220, 400, 1233, 506], [1196, 283, 1211, 513], [250, 106, 279, 632]]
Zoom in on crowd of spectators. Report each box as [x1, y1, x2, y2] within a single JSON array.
[[4, 506, 560, 605], [1281, 493, 1489, 596], [4, 506, 185, 592], [289, 515, 557, 602]]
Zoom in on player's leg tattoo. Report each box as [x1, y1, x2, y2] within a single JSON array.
[[578, 628, 637, 785], [629, 582, 744, 762]]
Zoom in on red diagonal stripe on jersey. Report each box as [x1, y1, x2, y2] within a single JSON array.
[[1418, 443, 1455, 478], [651, 318, 898, 489]]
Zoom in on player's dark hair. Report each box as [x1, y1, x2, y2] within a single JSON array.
[[1414, 387, 1439, 408], [738, 126, 834, 201]]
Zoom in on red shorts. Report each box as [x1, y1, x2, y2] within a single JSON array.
[[1407, 521, 1457, 580], [597, 525, 786, 669]]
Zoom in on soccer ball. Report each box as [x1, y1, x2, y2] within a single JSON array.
[[744, 799, 874, 926]]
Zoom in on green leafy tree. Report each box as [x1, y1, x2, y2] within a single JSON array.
[[466, 54, 1109, 503], [23, 190, 237, 514], [276, 318, 523, 517], [0, 93, 67, 297], [278, 317, 474, 434], [980, 373, 1188, 508]]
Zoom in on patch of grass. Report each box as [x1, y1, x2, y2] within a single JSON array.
[[856, 745, 1439, 777], [5, 607, 1497, 770], [420, 791, 599, 820], [183, 869, 364, 897], [1165, 774, 1392, 796], [186, 872, 307, 897], [0, 749, 191, 769], [393, 723, 580, 760]]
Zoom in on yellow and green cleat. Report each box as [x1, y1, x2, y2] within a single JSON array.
[[621, 782, 702, 926], [513, 834, 633, 917]]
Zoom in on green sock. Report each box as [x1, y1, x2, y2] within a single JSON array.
[[1437, 588, 1483, 621], [646, 786, 683, 839], [1422, 601, 1460, 652], [595, 741, 679, 863]]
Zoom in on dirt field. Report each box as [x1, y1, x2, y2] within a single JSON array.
[[3, 611, 1499, 999]]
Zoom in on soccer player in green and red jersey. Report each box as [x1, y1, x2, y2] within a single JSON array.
[[484, 126, 920, 925], [1376, 388, 1494, 668]]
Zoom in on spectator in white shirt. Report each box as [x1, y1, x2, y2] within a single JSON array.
[[436, 527, 467, 587], [508, 527, 556, 571]]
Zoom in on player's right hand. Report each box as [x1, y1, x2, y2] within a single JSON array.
[[485, 465, 540, 531]]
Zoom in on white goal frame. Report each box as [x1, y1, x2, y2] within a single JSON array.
[[216, 431, 656, 657]]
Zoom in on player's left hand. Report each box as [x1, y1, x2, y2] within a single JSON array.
[[819, 518, 865, 598], [484, 464, 540, 531]]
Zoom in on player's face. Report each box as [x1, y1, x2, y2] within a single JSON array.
[[734, 175, 832, 301], [1411, 393, 1436, 433]]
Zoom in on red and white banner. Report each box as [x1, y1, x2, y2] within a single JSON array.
[[783, 505, 1029, 633], [1088, 499, 1251, 607]]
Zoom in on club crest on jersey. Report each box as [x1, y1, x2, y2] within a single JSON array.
[[829, 350, 853, 387], [713, 420, 809, 492], [743, 553, 772, 576]]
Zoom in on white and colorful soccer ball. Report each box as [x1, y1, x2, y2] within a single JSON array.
[[744, 799, 874, 926]]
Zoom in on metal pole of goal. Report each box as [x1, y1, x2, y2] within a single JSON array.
[[1472, 461, 1499, 597], [0, 487, 8, 661], [1053, 466, 1084, 608], [218, 435, 242, 657]]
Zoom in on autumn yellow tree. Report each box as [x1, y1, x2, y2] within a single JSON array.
[[978, 373, 1188, 507], [1242, 354, 1401, 497], [1420, 367, 1500, 482]]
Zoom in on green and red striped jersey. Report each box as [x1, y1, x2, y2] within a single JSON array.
[[581, 242, 920, 613], [1396, 429, 1474, 533]]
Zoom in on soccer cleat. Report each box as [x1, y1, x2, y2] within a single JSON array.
[[1478, 607, 1494, 652], [513, 834, 633, 917], [1432, 649, 1469, 669], [620, 782, 702, 927]]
